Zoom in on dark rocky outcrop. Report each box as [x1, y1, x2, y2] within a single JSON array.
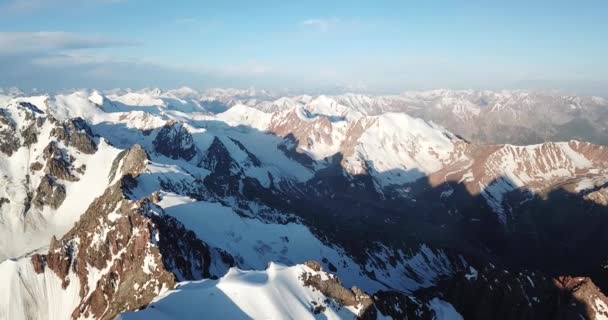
[[30, 161, 43, 171], [18, 101, 44, 117], [0, 108, 20, 155], [153, 120, 197, 160], [32, 174, 66, 209], [148, 206, 235, 280], [436, 266, 556, 320], [29, 145, 232, 320], [301, 261, 377, 319], [417, 265, 608, 320], [199, 137, 243, 197], [372, 291, 435, 319], [42, 141, 79, 181], [0, 197, 9, 208], [277, 134, 315, 169], [31, 253, 46, 274], [31, 178, 231, 320], [20, 119, 41, 147], [108, 144, 149, 182], [553, 276, 608, 320], [0, 103, 45, 154], [50, 117, 97, 154]]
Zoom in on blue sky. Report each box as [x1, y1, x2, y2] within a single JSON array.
[[0, 0, 607, 95]]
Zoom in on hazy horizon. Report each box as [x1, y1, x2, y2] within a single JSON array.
[[2, 86, 608, 100]]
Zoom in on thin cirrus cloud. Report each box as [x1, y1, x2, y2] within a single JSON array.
[[0, 31, 138, 55], [300, 18, 340, 32], [29, 52, 137, 67], [0, 31, 150, 89], [0, 30, 277, 81], [0, 30, 289, 90]]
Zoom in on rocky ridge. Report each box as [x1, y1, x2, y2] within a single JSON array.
[[27, 144, 234, 320]]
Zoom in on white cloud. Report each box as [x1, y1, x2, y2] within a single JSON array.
[[0, 30, 272, 83], [0, 32, 137, 55], [301, 18, 340, 32], [30, 52, 138, 66]]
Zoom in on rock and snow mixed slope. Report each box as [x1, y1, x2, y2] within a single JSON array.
[[86, 87, 606, 144], [0, 99, 123, 260], [13, 87, 606, 146], [0, 88, 607, 320], [118, 263, 370, 320], [205, 89, 608, 146]]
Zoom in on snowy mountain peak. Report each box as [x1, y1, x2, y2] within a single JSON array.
[[88, 90, 104, 106], [166, 86, 199, 98]]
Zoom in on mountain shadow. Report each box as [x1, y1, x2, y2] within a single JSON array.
[[117, 280, 253, 319], [89, 115, 608, 315]]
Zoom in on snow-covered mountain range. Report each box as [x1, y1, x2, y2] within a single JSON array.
[[1, 88, 607, 320], [79, 87, 608, 146]]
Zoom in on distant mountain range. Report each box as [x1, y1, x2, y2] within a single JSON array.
[[68, 87, 608, 145], [1, 88, 607, 320]]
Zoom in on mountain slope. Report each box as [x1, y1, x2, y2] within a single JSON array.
[[118, 263, 371, 320], [0, 88, 607, 320]]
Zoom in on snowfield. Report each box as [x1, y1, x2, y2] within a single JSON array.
[[0, 258, 81, 320], [118, 263, 366, 320], [158, 193, 386, 293]]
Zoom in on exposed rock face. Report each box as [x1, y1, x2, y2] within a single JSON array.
[[372, 291, 435, 319], [32, 174, 66, 209], [30, 253, 46, 274], [0, 108, 20, 155], [24, 142, 232, 320], [553, 276, 608, 320], [0, 104, 97, 159], [42, 141, 79, 181], [108, 144, 149, 182], [366, 268, 608, 320], [30, 161, 43, 171], [301, 261, 377, 319], [30, 176, 231, 320], [269, 107, 334, 145], [148, 206, 234, 280], [435, 267, 558, 320], [584, 186, 608, 206], [300, 261, 460, 319], [0, 197, 9, 208], [20, 119, 40, 147], [421, 266, 608, 320], [45, 182, 176, 319], [286, 91, 608, 146], [199, 137, 243, 197], [13, 115, 105, 213], [153, 120, 197, 160], [118, 144, 149, 177], [50, 117, 97, 154], [268, 107, 336, 167], [276, 134, 316, 169]]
